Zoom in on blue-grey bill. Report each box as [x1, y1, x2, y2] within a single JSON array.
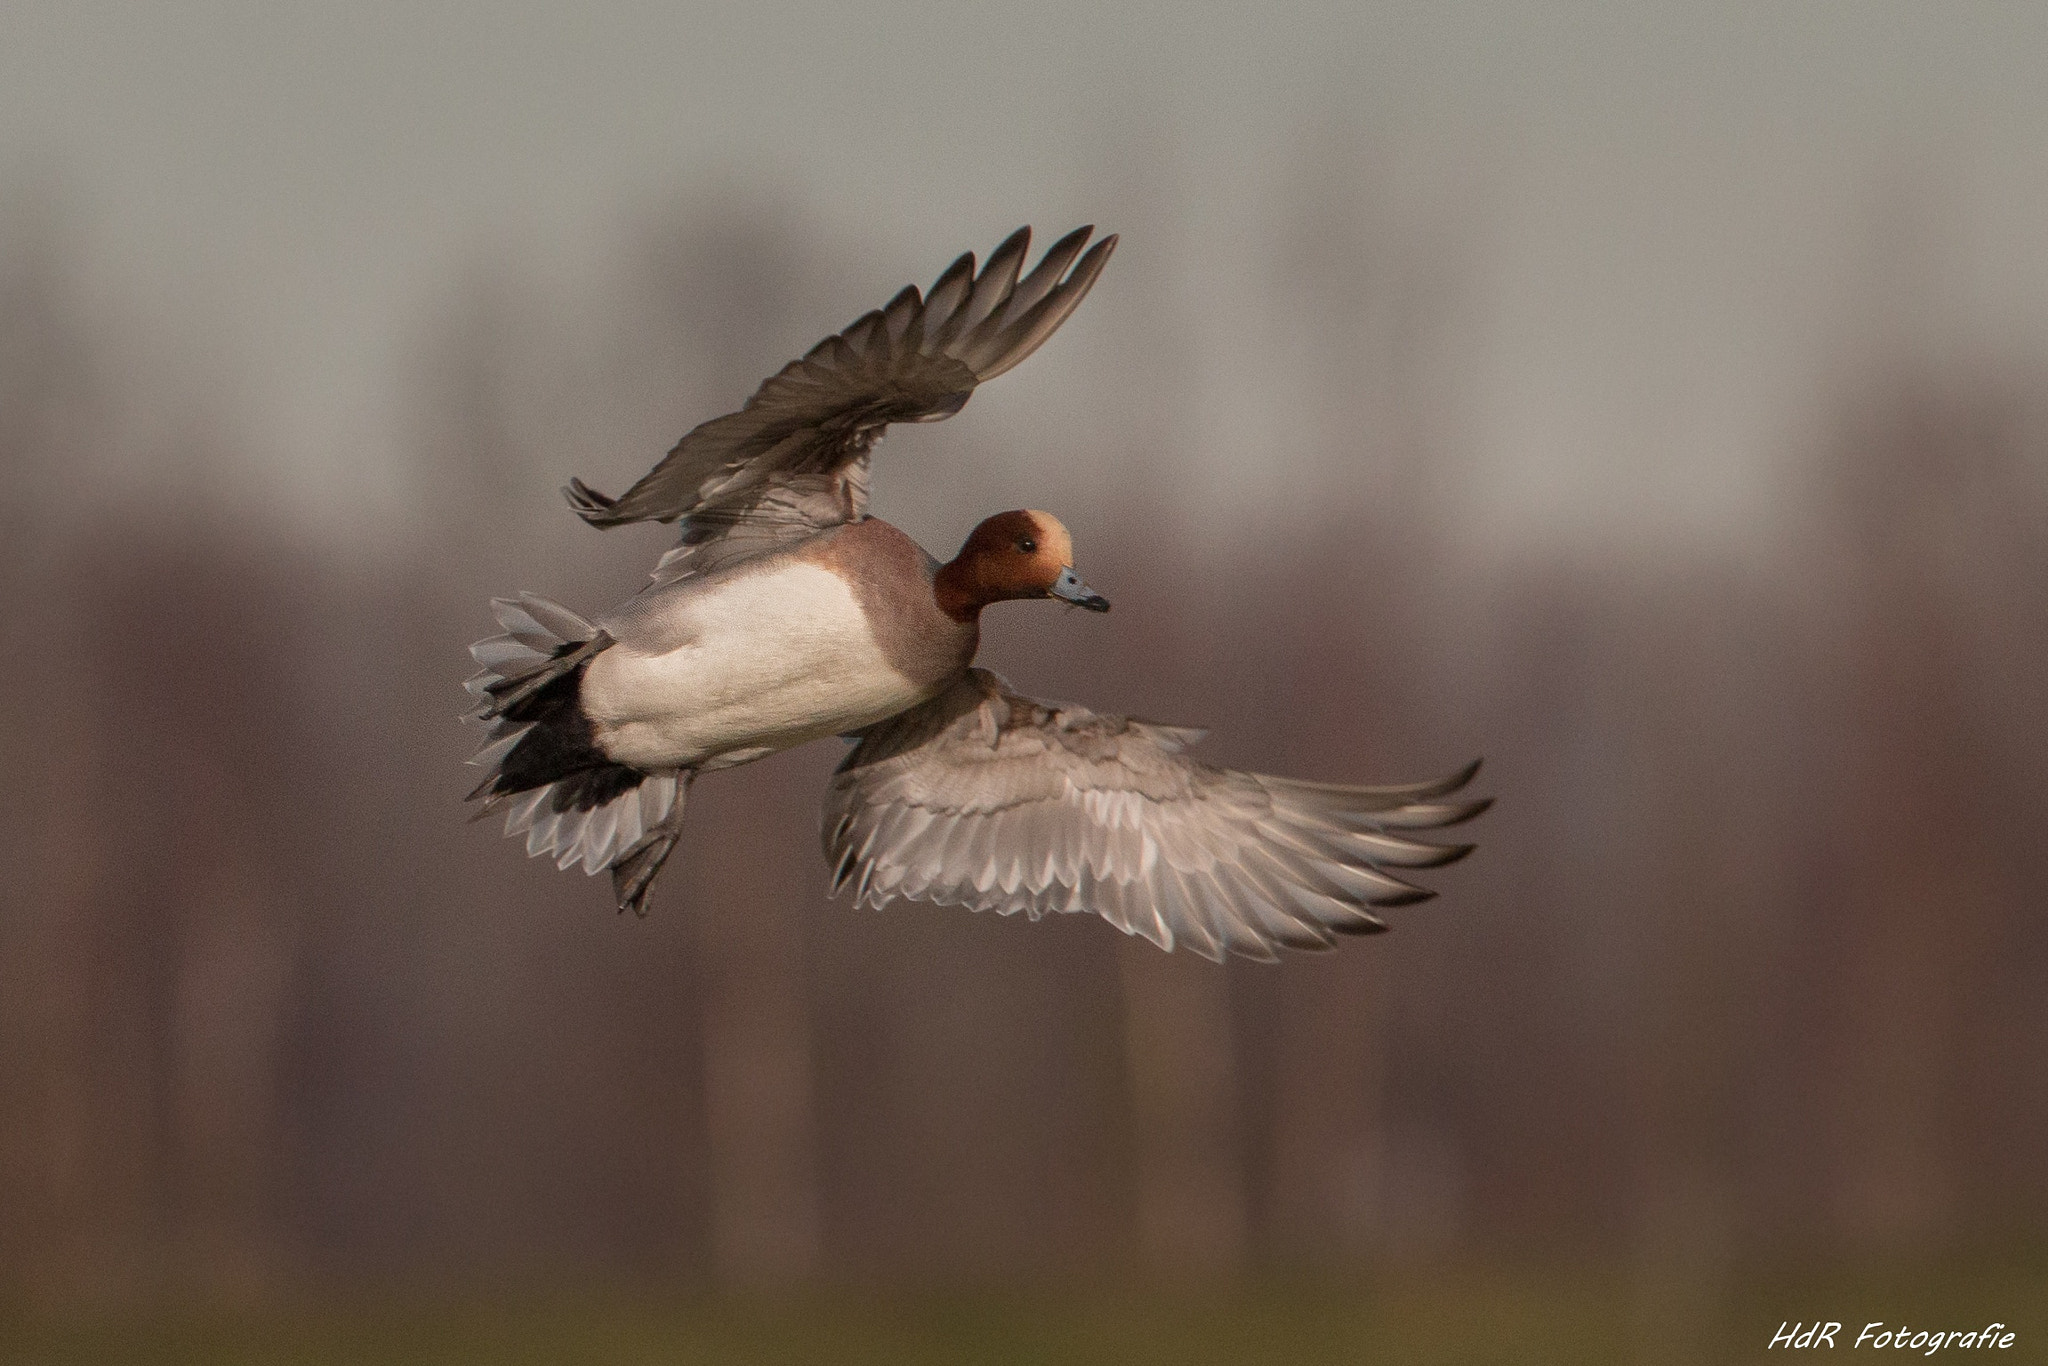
[[1050, 565, 1111, 612]]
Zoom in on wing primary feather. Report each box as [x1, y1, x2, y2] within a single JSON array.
[[1267, 759, 1483, 810], [842, 309, 889, 359], [880, 284, 922, 344], [922, 251, 977, 331], [1375, 795, 1493, 829], [966, 235, 1118, 381], [563, 477, 618, 520], [953, 226, 1031, 338], [996, 224, 1094, 327], [1271, 805, 1474, 867]]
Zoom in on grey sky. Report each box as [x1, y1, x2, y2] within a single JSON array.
[[5, 2, 2046, 550]]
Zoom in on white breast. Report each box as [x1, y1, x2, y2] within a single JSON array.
[[581, 561, 931, 770]]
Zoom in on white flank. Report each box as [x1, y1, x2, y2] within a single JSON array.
[[582, 562, 928, 770]]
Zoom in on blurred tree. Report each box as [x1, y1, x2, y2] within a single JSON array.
[[1805, 367, 2048, 1250], [1252, 130, 1463, 1264], [1118, 942, 1247, 1276], [0, 197, 110, 1299], [8, 159, 2047, 1308], [620, 205, 826, 1285]]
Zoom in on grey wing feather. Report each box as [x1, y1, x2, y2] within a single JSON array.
[[821, 670, 1489, 962], [565, 226, 1117, 583]]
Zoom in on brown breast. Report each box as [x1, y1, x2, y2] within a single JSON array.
[[797, 519, 979, 693]]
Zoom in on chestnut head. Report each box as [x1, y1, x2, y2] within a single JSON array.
[[934, 509, 1110, 622]]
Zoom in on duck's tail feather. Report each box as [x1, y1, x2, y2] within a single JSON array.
[[463, 593, 685, 900], [475, 767, 685, 883], [465, 593, 614, 723]]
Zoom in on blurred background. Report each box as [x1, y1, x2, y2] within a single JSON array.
[[3, 3, 2046, 1361]]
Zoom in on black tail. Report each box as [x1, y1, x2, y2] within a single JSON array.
[[468, 645, 642, 815], [463, 594, 684, 903]]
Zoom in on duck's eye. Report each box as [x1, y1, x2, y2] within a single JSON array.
[[1017, 537, 1037, 554]]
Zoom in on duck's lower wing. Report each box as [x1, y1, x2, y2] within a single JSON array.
[[822, 670, 1489, 962]]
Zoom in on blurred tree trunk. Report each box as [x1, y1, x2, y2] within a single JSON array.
[[1811, 381, 2018, 1251], [1249, 142, 1466, 1264], [164, 768, 295, 1297], [694, 919, 822, 1283], [633, 211, 827, 1285], [0, 208, 140, 1299], [104, 541, 307, 1298], [690, 769, 822, 1285], [1118, 940, 1245, 1276], [0, 613, 117, 1299], [1261, 959, 1389, 1258]]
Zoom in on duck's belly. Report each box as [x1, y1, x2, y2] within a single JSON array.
[[582, 562, 936, 770]]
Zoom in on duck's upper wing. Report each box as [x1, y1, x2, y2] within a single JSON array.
[[822, 670, 1489, 962], [566, 226, 1116, 582]]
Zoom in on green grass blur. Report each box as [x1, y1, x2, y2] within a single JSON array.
[[4, 1260, 2042, 1366]]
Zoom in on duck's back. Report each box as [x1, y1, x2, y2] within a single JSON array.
[[582, 519, 978, 771]]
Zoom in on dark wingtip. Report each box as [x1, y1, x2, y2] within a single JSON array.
[[1369, 887, 1438, 910], [1447, 797, 1494, 826], [828, 843, 858, 895], [563, 477, 623, 527], [1425, 841, 1479, 868]]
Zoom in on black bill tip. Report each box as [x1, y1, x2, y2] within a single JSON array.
[[1050, 565, 1111, 612]]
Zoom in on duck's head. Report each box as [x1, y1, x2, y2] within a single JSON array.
[[935, 509, 1111, 623]]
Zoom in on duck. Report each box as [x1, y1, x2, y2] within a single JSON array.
[[464, 226, 1487, 960]]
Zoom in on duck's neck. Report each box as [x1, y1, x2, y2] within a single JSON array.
[[932, 557, 984, 624]]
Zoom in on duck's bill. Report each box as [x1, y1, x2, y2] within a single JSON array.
[[1050, 565, 1111, 612]]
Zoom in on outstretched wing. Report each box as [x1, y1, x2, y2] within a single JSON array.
[[566, 225, 1117, 581], [822, 670, 1489, 962]]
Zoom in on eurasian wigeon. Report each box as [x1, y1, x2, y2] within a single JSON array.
[[465, 226, 1486, 959]]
